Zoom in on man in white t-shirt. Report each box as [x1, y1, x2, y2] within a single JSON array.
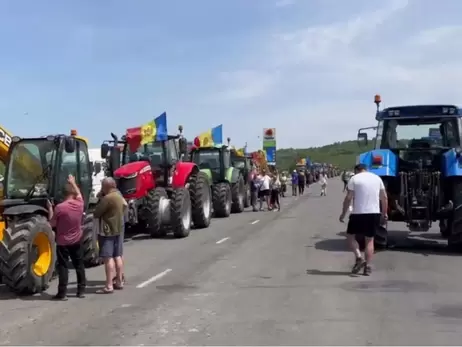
[[339, 164, 388, 276], [319, 173, 328, 196]]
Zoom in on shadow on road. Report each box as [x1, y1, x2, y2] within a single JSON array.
[[314, 238, 350, 252], [315, 230, 461, 257], [0, 285, 54, 301], [306, 269, 352, 276]]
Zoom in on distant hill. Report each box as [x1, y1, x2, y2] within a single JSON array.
[[276, 140, 374, 171]]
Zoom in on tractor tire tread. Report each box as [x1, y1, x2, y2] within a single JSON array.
[[171, 187, 191, 238], [0, 215, 55, 295], [189, 171, 211, 229], [213, 183, 231, 218]]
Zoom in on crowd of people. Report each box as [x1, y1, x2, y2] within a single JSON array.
[[249, 167, 282, 211], [48, 164, 335, 299]]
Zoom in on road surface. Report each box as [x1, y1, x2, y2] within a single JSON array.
[[1, 179, 462, 345]]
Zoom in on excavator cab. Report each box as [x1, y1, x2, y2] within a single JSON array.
[[0, 131, 98, 295]]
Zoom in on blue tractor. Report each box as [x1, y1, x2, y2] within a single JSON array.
[[357, 95, 462, 250]]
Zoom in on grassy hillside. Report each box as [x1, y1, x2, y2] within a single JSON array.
[[276, 140, 374, 171]]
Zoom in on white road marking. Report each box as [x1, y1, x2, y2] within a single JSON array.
[[216, 237, 229, 244], [251, 220, 260, 224], [136, 269, 172, 288]]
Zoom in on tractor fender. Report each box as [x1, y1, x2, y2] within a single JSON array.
[[226, 167, 240, 183], [173, 162, 198, 188], [358, 149, 397, 177], [3, 204, 48, 216]]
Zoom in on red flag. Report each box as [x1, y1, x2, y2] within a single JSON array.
[[126, 126, 141, 153]]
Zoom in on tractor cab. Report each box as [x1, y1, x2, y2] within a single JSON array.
[[0, 130, 99, 295], [230, 150, 251, 171], [101, 130, 187, 199], [190, 145, 231, 182]]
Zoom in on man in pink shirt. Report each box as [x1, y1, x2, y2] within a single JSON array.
[[48, 175, 86, 300]]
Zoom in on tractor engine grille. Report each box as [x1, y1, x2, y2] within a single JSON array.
[[116, 176, 137, 196]]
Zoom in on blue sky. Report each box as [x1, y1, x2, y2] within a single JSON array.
[[1, 0, 461, 150]]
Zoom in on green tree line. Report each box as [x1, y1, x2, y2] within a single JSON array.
[[276, 140, 374, 171]]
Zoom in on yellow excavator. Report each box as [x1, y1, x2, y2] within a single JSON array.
[[0, 125, 14, 241]]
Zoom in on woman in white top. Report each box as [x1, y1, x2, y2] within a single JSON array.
[[270, 173, 281, 211], [258, 169, 272, 211]]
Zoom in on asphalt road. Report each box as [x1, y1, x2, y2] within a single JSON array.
[[2, 179, 462, 345]]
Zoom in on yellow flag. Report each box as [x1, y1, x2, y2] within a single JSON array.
[[141, 120, 156, 145], [198, 130, 213, 147]]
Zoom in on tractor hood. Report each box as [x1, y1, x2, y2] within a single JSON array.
[[114, 160, 151, 178]]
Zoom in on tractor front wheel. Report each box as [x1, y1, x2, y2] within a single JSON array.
[[0, 215, 56, 295], [145, 187, 168, 238], [231, 176, 245, 213], [82, 213, 100, 267], [171, 187, 192, 238], [213, 183, 231, 218], [189, 171, 212, 229]]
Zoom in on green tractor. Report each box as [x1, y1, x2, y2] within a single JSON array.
[[230, 149, 252, 208], [190, 145, 245, 217]]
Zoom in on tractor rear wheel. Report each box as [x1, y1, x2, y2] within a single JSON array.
[[82, 213, 100, 267], [171, 187, 192, 238], [189, 171, 212, 229], [145, 187, 168, 238], [448, 179, 462, 251], [213, 183, 231, 218], [231, 176, 245, 213], [0, 215, 56, 295]]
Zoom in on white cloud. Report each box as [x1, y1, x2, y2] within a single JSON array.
[[207, 0, 462, 149]]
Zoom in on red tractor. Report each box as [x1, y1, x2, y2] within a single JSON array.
[[100, 126, 212, 238]]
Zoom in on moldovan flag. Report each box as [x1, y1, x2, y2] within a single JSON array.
[[197, 124, 223, 147], [126, 112, 168, 151]]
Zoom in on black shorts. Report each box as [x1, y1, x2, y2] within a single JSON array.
[[259, 189, 270, 198], [346, 213, 381, 238]]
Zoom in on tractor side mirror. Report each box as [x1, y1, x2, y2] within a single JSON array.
[[64, 137, 76, 153], [109, 146, 121, 172], [357, 132, 368, 146], [101, 143, 110, 159], [179, 138, 187, 154]]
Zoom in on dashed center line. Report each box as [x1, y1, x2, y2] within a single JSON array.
[[251, 220, 260, 225], [136, 268, 172, 288], [216, 237, 230, 244]]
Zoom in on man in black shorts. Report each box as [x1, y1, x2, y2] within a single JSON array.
[[339, 164, 388, 276]]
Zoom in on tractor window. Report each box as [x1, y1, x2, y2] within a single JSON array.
[[77, 141, 91, 205], [233, 159, 245, 169], [128, 142, 164, 166], [191, 150, 220, 170], [5, 140, 54, 199], [223, 150, 231, 169], [167, 139, 179, 162], [380, 118, 460, 149]]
